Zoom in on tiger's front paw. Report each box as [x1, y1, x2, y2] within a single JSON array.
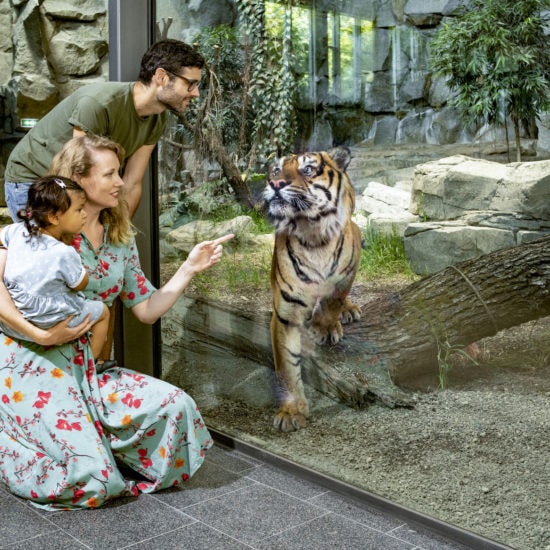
[[341, 303, 361, 324], [311, 322, 343, 345], [273, 401, 309, 432]]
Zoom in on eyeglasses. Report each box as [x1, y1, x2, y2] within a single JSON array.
[[165, 69, 201, 92]]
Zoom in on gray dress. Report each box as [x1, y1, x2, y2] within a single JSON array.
[[0, 222, 104, 340]]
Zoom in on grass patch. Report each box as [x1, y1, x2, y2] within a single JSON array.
[[190, 245, 272, 299], [163, 218, 416, 301], [358, 225, 415, 281]]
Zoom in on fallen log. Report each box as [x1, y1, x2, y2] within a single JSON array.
[[304, 235, 550, 407], [169, 236, 550, 409]]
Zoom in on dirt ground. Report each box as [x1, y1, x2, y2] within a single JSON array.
[[195, 315, 549, 550]]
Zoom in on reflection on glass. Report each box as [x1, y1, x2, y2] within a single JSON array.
[[154, 1, 550, 549]]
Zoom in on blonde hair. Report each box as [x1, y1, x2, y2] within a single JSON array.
[[49, 134, 135, 246]]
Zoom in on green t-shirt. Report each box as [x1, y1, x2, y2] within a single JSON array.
[[5, 82, 168, 182]]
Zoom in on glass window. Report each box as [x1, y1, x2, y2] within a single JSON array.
[[153, 2, 549, 549]]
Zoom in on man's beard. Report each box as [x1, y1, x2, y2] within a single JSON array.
[[161, 98, 188, 117]]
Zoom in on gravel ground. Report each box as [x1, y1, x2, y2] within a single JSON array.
[[178, 318, 550, 550]]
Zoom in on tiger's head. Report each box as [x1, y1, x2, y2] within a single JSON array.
[[264, 146, 355, 244]]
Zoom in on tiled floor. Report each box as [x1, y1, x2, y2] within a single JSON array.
[[0, 440, 506, 550]]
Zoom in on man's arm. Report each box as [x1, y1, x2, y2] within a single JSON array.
[[122, 144, 156, 218]]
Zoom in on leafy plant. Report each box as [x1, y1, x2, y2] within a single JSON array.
[[430, 0, 550, 161], [171, 2, 298, 208], [431, 325, 479, 389], [236, 0, 297, 159]]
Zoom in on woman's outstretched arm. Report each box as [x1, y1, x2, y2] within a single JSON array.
[[131, 234, 234, 325]]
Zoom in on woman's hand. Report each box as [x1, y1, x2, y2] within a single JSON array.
[[131, 234, 235, 325], [33, 314, 93, 347], [185, 234, 235, 274]]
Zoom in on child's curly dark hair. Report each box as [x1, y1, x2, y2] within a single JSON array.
[[17, 176, 85, 239]]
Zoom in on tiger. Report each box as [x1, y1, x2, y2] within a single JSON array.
[[264, 146, 362, 432]]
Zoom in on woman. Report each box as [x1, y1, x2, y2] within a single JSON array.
[[0, 134, 233, 510]]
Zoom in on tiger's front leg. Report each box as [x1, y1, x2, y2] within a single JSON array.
[[311, 286, 361, 345], [271, 304, 312, 432]]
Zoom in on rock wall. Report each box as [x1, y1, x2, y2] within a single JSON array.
[[1, 0, 549, 209], [404, 156, 550, 274], [0, 0, 109, 205]]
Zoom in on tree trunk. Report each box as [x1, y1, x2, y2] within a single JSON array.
[[202, 127, 255, 209], [174, 237, 550, 410], [302, 236, 550, 407], [513, 116, 522, 162]]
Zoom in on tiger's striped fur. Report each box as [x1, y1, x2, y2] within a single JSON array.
[[264, 146, 362, 432]]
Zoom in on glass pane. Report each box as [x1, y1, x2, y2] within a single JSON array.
[[153, 2, 550, 550]]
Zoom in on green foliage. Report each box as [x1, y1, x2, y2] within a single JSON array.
[[191, 246, 272, 296], [430, 325, 479, 389], [236, 0, 297, 158], [430, 0, 550, 159], [177, 25, 246, 155], [359, 226, 415, 279]]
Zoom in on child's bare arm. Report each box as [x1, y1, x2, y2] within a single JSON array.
[[72, 271, 89, 292]]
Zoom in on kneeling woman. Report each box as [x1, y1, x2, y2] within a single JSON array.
[[0, 134, 233, 510]]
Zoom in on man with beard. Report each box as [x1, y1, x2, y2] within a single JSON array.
[[4, 39, 205, 219]]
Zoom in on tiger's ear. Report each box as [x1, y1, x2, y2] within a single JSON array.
[[327, 146, 351, 172]]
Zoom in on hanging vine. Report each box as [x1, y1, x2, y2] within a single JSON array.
[[169, 1, 297, 206], [236, 0, 297, 161]]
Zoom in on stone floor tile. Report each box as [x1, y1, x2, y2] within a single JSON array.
[[389, 524, 476, 550], [254, 512, 416, 549], [207, 444, 264, 473], [118, 521, 251, 549], [6, 530, 88, 549], [309, 490, 407, 533], [151, 457, 258, 509], [244, 463, 328, 500], [37, 494, 197, 549], [0, 494, 59, 546], [183, 483, 327, 545]]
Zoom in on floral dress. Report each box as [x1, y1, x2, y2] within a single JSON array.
[[0, 229, 213, 510]]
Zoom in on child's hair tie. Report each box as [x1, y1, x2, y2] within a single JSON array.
[[54, 178, 66, 188]]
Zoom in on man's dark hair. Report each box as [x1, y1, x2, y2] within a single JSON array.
[[138, 39, 206, 83]]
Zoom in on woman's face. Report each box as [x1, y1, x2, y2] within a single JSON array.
[[77, 148, 124, 209]]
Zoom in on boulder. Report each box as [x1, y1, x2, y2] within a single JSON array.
[[404, 155, 550, 274], [48, 27, 107, 76], [536, 111, 550, 154], [410, 156, 550, 220], [164, 216, 258, 253], [42, 0, 106, 21], [355, 181, 418, 237], [404, 223, 516, 275]]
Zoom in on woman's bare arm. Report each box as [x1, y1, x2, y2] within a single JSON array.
[[131, 234, 234, 324]]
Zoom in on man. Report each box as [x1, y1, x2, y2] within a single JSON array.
[[5, 39, 205, 219]]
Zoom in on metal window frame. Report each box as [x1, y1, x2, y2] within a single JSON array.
[[108, 0, 161, 378]]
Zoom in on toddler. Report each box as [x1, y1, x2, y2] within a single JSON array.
[[0, 176, 109, 360]]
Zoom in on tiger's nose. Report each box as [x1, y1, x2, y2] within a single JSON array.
[[270, 179, 289, 190]]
